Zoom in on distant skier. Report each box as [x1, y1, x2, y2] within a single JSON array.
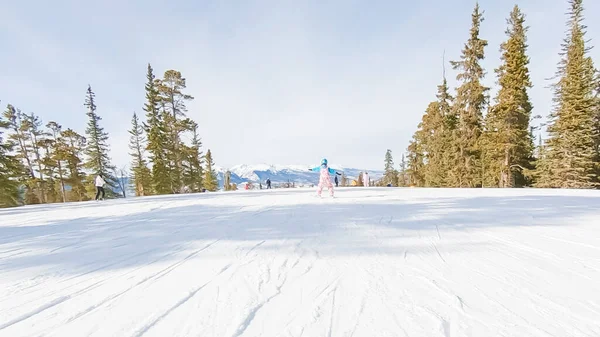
[[334, 175, 339, 187], [363, 171, 369, 187], [266, 178, 271, 189], [309, 158, 341, 197], [95, 174, 106, 201]]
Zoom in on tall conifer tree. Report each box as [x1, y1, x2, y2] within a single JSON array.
[[83, 85, 117, 195], [0, 109, 23, 207], [481, 5, 535, 187], [536, 0, 598, 188], [203, 149, 218, 191], [61, 129, 88, 201], [384, 149, 398, 186], [128, 112, 152, 196], [449, 3, 489, 187], [157, 70, 194, 193], [143, 64, 171, 194]]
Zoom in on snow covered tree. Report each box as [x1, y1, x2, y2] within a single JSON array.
[[128, 112, 152, 196], [481, 5, 536, 187], [535, 0, 598, 188], [83, 85, 116, 196], [449, 3, 489, 187], [203, 149, 218, 191]]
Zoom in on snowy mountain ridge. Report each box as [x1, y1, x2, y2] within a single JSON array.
[[213, 163, 384, 186]]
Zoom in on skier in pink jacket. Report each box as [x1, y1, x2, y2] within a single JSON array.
[[309, 158, 341, 197]]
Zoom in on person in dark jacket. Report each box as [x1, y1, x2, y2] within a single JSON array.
[[334, 175, 338, 187], [266, 178, 271, 189]]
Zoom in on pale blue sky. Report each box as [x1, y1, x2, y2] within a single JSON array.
[[1, 0, 599, 171]]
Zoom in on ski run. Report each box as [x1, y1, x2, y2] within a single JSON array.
[[1, 187, 599, 337]]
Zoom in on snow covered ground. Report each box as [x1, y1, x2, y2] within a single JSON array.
[[1, 187, 600, 337]]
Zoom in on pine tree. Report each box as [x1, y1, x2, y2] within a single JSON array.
[[536, 0, 598, 188], [143, 64, 171, 194], [384, 149, 398, 186], [398, 153, 408, 187], [449, 2, 489, 187], [83, 85, 116, 196], [3, 105, 38, 203], [61, 129, 88, 201], [593, 69, 600, 175], [0, 108, 23, 207], [23, 112, 49, 202], [39, 137, 59, 203], [181, 119, 204, 192], [157, 70, 194, 193], [407, 127, 426, 187], [481, 5, 535, 188], [203, 149, 218, 191], [47, 122, 67, 202], [128, 112, 152, 196]]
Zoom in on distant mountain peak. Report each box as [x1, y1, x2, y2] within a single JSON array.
[[214, 163, 383, 187]]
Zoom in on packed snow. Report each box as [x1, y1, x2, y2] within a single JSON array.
[[1, 187, 599, 336]]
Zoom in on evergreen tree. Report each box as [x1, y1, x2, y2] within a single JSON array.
[[143, 64, 171, 194], [407, 125, 426, 187], [449, 2, 489, 187], [398, 153, 408, 187], [83, 85, 116, 195], [128, 112, 152, 196], [47, 121, 67, 202], [157, 70, 195, 193], [39, 137, 59, 203], [203, 149, 218, 191], [431, 74, 457, 186], [593, 69, 600, 174], [23, 112, 48, 202], [357, 172, 363, 187], [181, 119, 204, 192], [61, 129, 88, 201], [384, 149, 399, 186], [0, 109, 23, 207], [536, 0, 598, 188], [2, 105, 38, 203], [481, 5, 535, 188]]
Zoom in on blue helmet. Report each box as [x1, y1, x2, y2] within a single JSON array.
[[321, 158, 327, 165]]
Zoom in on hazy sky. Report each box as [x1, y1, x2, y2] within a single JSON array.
[[1, 0, 599, 171]]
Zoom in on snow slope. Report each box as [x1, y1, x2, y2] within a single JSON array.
[[1, 188, 599, 336]]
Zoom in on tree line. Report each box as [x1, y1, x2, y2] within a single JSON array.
[[0, 64, 219, 208], [381, 1, 600, 189]]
